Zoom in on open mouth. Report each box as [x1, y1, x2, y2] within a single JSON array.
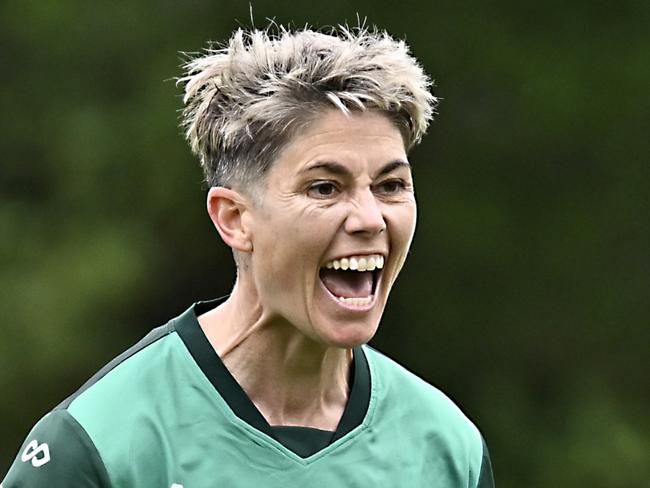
[[318, 254, 384, 307]]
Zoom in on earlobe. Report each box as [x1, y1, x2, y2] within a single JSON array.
[[206, 187, 253, 253]]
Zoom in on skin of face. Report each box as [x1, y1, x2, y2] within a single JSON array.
[[238, 109, 418, 349]]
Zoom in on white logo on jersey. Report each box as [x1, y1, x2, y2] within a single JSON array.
[[21, 440, 51, 467], [170, 484, 184, 488]]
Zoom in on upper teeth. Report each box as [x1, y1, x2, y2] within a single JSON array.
[[324, 254, 384, 272]]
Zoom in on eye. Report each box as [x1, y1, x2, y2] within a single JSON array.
[[375, 179, 408, 194], [307, 181, 340, 198]]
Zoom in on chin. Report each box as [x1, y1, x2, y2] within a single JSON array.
[[316, 320, 380, 349]]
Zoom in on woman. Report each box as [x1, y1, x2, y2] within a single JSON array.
[[3, 25, 494, 487]]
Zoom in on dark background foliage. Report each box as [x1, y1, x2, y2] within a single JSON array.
[[1, 1, 649, 485]]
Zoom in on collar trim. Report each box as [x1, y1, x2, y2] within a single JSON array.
[[173, 298, 371, 457]]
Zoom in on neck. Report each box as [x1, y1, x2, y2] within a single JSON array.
[[198, 280, 353, 430]]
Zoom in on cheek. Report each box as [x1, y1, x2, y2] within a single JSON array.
[[254, 210, 330, 286], [392, 203, 417, 246], [387, 204, 417, 275], [409, 206, 417, 243]]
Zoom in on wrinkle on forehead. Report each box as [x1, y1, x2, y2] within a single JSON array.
[[275, 111, 406, 168]]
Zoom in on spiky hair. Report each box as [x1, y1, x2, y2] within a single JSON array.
[[179, 25, 436, 191]]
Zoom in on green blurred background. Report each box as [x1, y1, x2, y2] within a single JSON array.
[[1, 1, 649, 485]]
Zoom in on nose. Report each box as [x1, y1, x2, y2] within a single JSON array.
[[344, 189, 386, 235]]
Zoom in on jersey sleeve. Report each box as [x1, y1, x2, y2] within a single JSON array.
[[1, 409, 112, 488], [476, 436, 495, 488]]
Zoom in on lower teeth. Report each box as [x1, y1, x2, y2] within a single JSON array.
[[337, 295, 373, 306]]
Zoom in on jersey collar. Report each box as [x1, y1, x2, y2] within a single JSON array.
[[173, 298, 371, 457]]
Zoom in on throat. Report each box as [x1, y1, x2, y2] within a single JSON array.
[[319, 269, 374, 298]]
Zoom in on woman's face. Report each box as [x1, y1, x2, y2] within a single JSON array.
[[246, 109, 417, 348]]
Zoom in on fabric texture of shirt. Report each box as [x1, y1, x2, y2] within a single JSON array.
[[2, 300, 495, 487]]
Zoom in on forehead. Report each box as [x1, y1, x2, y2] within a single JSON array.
[[269, 110, 409, 179]]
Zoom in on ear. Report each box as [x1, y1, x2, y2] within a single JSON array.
[[206, 187, 253, 253]]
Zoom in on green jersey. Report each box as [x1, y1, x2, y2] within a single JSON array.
[[2, 299, 494, 487]]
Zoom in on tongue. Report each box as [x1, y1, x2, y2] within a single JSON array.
[[319, 269, 373, 298]]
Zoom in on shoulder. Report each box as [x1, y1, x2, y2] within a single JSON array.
[[364, 345, 477, 428], [55, 321, 183, 440], [60, 321, 176, 411], [2, 319, 185, 488], [1, 409, 111, 487], [363, 346, 494, 487]]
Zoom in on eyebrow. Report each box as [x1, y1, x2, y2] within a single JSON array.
[[302, 160, 411, 178]]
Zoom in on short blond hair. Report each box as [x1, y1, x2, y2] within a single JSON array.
[[179, 25, 436, 190]]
